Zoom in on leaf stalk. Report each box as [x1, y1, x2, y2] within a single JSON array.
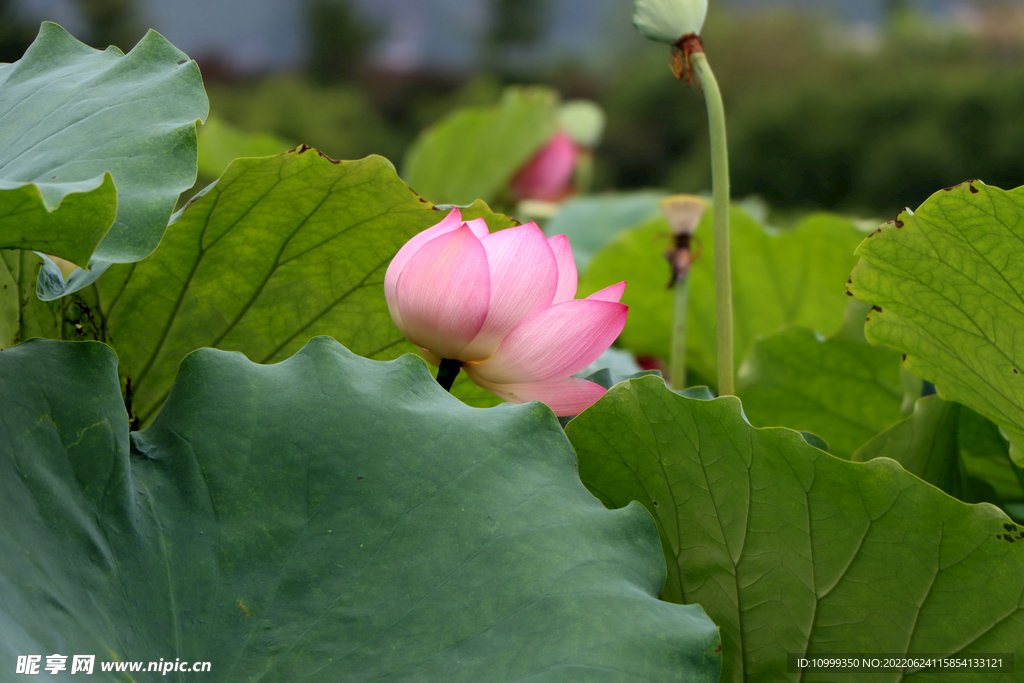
[[436, 358, 462, 392], [688, 48, 734, 396]]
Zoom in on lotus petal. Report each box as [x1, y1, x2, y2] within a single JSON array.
[[464, 370, 607, 416], [473, 298, 628, 384], [460, 223, 558, 360], [394, 225, 491, 358]]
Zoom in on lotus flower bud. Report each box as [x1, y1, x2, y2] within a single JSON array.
[[384, 208, 628, 415], [633, 0, 708, 44], [509, 132, 578, 202]]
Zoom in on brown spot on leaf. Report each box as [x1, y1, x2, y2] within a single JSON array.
[[943, 179, 978, 193], [318, 150, 339, 164], [1004, 523, 1018, 532], [969, 184, 979, 194], [652, 501, 658, 506], [295, 143, 313, 154], [1014, 368, 1019, 375], [871, 305, 882, 313], [868, 228, 882, 238], [177, 59, 187, 65], [356, 476, 363, 481], [404, 186, 428, 203], [894, 219, 904, 228], [844, 289, 853, 296]]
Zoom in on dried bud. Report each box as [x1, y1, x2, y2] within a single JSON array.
[[661, 194, 707, 237], [660, 194, 707, 286]]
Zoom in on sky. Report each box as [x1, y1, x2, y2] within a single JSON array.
[[16, 0, 963, 73]]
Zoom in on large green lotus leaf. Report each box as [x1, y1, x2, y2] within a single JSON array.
[[566, 376, 1024, 683], [544, 190, 667, 271], [737, 326, 904, 458], [0, 337, 722, 682], [94, 149, 515, 424], [0, 22, 208, 292], [848, 181, 1024, 466], [579, 209, 866, 385], [402, 86, 557, 205]]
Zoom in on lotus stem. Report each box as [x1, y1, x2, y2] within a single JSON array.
[[688, 48, 734, 396], [436, 358, 462, 392], [671, 276, 690, 390]]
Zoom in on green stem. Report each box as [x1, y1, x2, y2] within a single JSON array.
[[670, 275, 689, 391], [690, 50, 734, 396], [436, 358, 462, 392]]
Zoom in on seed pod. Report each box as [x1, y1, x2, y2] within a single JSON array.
[[633, 0, 708, 44]]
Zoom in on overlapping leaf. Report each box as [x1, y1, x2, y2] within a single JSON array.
[[567, 376, 1024, 683], [93, 149, 513, 423], [402, 86, 557, 205], [737, 326, 904, 458], [0, 176, 115, 269], [852, 395, 965, 495], [0, 22, 208, 295], [848, 181, 1024, 465], [851, 397, 1024, 514], [0, 249, 61, 349], [0, 338, 722, 682], [959, 406, 1024, 503]]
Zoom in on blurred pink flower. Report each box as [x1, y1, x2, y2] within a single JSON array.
[[385, 208, 627, 415], [510, 132, 578, 202]]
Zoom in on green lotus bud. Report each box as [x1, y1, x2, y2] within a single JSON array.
[[557, 100, 606, 148], [632, 0, 708, 44]]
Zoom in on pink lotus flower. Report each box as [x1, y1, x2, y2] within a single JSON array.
[[384, 208, 627, 416], [510, 132, 578, 202]]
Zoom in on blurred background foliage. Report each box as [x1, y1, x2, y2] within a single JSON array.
[[5, 0, 1022, 219], [238, 0, 1021, 219]]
